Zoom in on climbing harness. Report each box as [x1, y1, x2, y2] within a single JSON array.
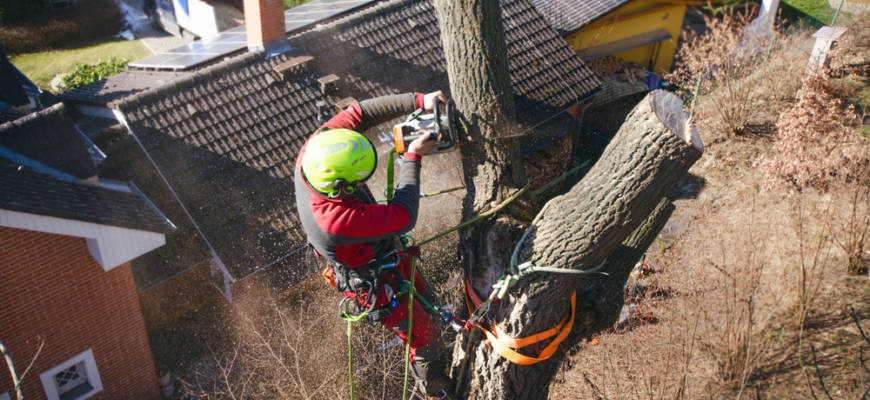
[[338, 234, 456, 400], [344, 132, 612, 399]]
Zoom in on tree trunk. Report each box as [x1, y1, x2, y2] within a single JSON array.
[[432, 0, 704, 398], [432, 0, 527, 323], [468, 91, 703, 399]]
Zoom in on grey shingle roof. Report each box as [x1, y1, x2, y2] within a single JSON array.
[[0, 155, 173, 234], [528, 0, 629, 35], [58, 69, 191, 106], [291, 0, 600, 130], [0, 109, 27, 125], [107, 0, 600, 287], [0, 104, 97, 179], [110, 51, 315, 283]]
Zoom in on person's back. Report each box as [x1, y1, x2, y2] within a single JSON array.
[[293, 91, 453, 399]]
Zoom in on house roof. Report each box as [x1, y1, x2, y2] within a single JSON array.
[[0, 152, 174, 234], [290, 0, 600, 129], [1, 51, 34, 108], [111, 50, 319, 285], [0, 104, 97, 179], [0, 109, 28, 125], [106, 0, 600, 287], [57, 69, 191, 107], [528, 0, 629, 35]]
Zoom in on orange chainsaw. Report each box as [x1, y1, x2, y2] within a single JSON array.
[[392, 99, 459, 155]]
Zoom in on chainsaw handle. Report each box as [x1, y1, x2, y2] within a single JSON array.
[[433, 99, 442, 142]]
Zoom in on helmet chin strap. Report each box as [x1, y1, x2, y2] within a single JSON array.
[[332, 178, 364, 198]]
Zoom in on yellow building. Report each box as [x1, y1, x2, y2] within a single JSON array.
[[530, 0, 695, 75]]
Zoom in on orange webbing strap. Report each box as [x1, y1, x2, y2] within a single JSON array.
[[464, 276, 577, 365], [464, 275, 484, 311]]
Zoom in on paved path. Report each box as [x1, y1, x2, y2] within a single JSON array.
[[118, 0, 188, 55]]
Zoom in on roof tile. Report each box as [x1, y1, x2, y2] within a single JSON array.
[[0, 104, 97, 179], [528, 0, 630, 34], [0, 158, 172, 233], [105, 0, 599, 283]]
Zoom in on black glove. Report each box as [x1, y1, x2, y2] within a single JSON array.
[[332, 263, 376, 293]]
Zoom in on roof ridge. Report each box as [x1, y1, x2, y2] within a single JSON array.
[[0, 102, 66, 132], [112, 51, 265, 111]]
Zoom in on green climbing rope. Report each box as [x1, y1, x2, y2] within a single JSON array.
[[402, 253, 417, 400], [688, 75, 702, 121], [418, 184, 531, 247], [342, 307, 369, 400], [377, 186, 466, 203], [386, 148, 396, 202], [347, 320, 355, 399]]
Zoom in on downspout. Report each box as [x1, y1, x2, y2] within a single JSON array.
[[112, 108, 237, 293]]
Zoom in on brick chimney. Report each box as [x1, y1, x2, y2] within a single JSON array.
[[243, 0, 290, 54]]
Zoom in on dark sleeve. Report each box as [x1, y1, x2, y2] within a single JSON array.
[[387, 157, 421, 233], [355, 93, 420, 132], [320, 93, 422, 132]]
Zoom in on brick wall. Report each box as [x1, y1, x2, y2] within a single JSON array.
[[243, 0, 286, 48], [0, 227, 160, 400]]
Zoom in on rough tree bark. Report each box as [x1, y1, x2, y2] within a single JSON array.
[[432, 1, 705, 399], [467, 92, 702, 399], [432, 0, 528, 326]]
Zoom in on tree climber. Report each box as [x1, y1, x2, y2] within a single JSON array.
[[294, 91, 453, 399]]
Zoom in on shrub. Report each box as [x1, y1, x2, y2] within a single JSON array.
[[668, 8, 773, 136], [759, 72, 866, 190], [757, 54, 870, 275], [61, 57, 129, 90]]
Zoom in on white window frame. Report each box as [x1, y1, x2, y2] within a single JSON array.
[[39, 349, 103, 400]]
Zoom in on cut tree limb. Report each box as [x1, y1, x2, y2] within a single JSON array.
[[464, 90, 703, 399]]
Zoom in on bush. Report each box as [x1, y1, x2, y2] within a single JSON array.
[[61, 57, 129, 90], [0, 0, 124, 55], [668, 8, 773, 136], [759, 72, 866, 190], [757, 24, 870, 276]]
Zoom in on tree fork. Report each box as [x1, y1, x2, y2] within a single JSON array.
[[468, 91, 703, 399], [451, 197, 675, 398]]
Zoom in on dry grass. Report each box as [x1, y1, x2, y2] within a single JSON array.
[[551, 12, 870, 400], [551, 154, 869, 399], [176, 276, 413, 400]]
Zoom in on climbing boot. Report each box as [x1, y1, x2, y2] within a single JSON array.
[[412, 337, 454, 400], [413, 372, 453, 400]]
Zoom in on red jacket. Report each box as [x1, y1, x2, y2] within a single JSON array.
[[294, 93, 425, 268]]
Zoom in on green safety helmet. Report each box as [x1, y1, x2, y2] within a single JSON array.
[[301, 129, 377, 198]]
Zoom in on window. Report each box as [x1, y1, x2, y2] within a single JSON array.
[[0, 392, 11, 400], [40, 349, 102, 400]]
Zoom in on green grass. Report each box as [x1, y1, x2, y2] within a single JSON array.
[[284, 0, 313, 9], [10, 37, 150, 91], [780, 0, 842, 27]]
